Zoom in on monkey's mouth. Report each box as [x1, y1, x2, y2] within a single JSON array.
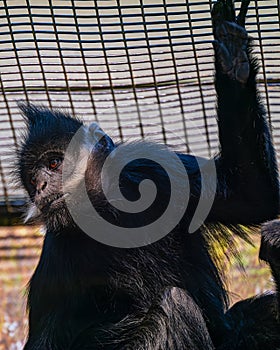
[[39, 193, 65, 212]]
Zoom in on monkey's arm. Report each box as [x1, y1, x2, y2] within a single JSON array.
[[207, 0, 279, 224]]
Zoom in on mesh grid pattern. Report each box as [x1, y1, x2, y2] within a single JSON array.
[[0, 0, 280, 213]]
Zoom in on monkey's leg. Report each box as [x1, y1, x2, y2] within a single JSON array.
[[208, 0, 279, 224], [260, 220, 280, 315], [70, 287, 214, 350]]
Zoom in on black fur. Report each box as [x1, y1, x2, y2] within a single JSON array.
[[260, 219, 280, 317], [17, 1, 280, 349]]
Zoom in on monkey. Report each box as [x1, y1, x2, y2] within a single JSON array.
[[16, 0, 280, 349]]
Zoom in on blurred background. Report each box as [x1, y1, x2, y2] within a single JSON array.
[[0, 0, 279, 348]]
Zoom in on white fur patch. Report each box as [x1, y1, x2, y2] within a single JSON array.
[[24, 203, 41, 223], [63, 123, 109, 193]]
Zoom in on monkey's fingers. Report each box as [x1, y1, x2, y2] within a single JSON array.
[[212, 0, 235, 39], [226, 0, 236, 22], [237, 0, 251, 27]]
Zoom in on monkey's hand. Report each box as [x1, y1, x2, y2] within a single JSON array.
[[212, 0, 250, 84]]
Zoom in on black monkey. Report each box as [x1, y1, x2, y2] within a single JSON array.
[[17, 1, 280, 349]]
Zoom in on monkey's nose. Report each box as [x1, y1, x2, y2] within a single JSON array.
[[36, 181, 47, 194]]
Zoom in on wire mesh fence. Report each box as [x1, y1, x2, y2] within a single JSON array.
[[0, 0, 280, 217]]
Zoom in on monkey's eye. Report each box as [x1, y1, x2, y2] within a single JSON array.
[[30, 176, 36, 186], [49, 158, 62, 170]]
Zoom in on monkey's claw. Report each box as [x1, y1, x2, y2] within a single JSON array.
[[212, 0, 251, 84]]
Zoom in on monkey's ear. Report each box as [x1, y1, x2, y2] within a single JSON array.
[[87, 122, 115, 152]]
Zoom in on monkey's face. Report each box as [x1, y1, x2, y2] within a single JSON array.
[[23, 151, 65, 214], [17, 104, 115, 230], [17, 104, 83, 228]]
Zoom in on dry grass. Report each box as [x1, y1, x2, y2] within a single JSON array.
[[0, 226, 274, 349], [227, 235, 274, 305]]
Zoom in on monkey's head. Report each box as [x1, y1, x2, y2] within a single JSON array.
[[17, 103, 114, 230]]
